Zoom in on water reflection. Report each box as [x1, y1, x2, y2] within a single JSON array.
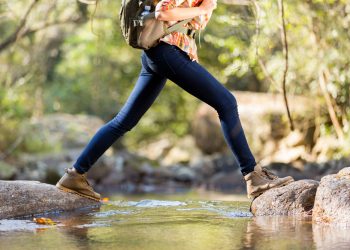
[[313, 224, 350, 250], [1, 193, 350, 250], [241, 216, 315, 249]]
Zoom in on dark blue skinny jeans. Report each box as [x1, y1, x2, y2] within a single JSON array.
[[73, 41, 256, 176]]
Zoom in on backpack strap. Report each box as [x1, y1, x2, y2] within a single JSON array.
[[165, 17, 193, 35], [142, 12, 196, 37]]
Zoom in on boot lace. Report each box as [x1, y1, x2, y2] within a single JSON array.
[[80, 172, 93, 189], [260, 167, 279, 180], [83, 174, 93, 188], [65, 167, 93, 189]]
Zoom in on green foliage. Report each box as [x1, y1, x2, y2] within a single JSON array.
[[0, 0, 349, 156]]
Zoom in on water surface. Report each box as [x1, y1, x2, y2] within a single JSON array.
[[0, 192, 349, 250]]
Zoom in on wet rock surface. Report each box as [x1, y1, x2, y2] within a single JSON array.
[[250, 180, 319, 216], [0, 180, 101, 219], [312, 167, 350, 227]]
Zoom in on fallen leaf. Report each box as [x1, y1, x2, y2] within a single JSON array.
[[33, 217, 56, 225]]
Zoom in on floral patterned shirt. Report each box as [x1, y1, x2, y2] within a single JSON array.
[[155, 0, 212, 63]]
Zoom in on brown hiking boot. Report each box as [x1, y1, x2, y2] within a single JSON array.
[[244, 164, 294, 199], [56, 167, 101, 202]]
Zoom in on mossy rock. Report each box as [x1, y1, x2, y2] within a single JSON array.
[[0, 161, 17, 179], [18, 113, 105, 154]]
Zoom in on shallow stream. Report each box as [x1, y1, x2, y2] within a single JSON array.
[[0, 192, 349, 250]]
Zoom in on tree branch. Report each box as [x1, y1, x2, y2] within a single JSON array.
[[277, 0, 294, 131], [0, 0, 40, 52], [0, 15, 85, 54], [23, 16, 85, 37], [258, 58, 282, 92], [308, 6, 345, 141], [319, 69, 345, 141]]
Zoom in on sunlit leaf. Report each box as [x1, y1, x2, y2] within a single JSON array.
[[33, 217, 56, 225]]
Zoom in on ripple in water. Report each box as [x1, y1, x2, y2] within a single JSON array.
[[110, 199, 187, 208], [177, 202, 252, 218], [0, 219, 53, 232], [92, 210, 132, 218]]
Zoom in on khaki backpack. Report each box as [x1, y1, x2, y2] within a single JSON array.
[[119, 0, 197, 49]]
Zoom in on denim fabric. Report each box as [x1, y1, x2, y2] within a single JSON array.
[[73, 41, 256, 176]]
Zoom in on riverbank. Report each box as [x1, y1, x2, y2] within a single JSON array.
[[1, 94, 349, 194], [2, 147, 349, 194]]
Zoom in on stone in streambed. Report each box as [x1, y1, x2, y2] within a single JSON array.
[[312, 167, 350, 227], [0, 180, 101, 219], [250, 180, 319, 216]]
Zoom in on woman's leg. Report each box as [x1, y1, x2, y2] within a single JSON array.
[[73, 54, 167, 174], [158, 47, 256, 176], [144, 42, 294, 198]]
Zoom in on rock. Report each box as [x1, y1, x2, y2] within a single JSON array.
[[190, 153, 245, 191], [137, 135, 203, 166], [251, 180, 319, 216], [169, 164, 197, 183], [273, 158, 350, 183], [19, 113, 115, 153], [137, 137, 173, 160], [96, 150, 161, 190], [139, 163, 156, 176], [191, 91, 316, 156], [264, 145, 307, 164], [191, 104, 228, 154], [0, 180, 101, 219], [316, 158, 350, 177], [190, 153, 240, 176], [0, 161, 17, 179], [154, 166, 173, 177], [161, 135, 203, 166], [86, 153, 116, 182], [312, 136, 347, 162], [312, 167, 350, 227], [190, 155, 218, 179], [207, 170, 246, 193], [15, 148, 115, 184], [280, 130, 305, 148], [265, 162, 308, 181], [262, 158, 350, 182]]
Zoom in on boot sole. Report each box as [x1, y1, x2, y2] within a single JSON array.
[[248, 178, 295, 199], [56, 183, 101, 202]]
